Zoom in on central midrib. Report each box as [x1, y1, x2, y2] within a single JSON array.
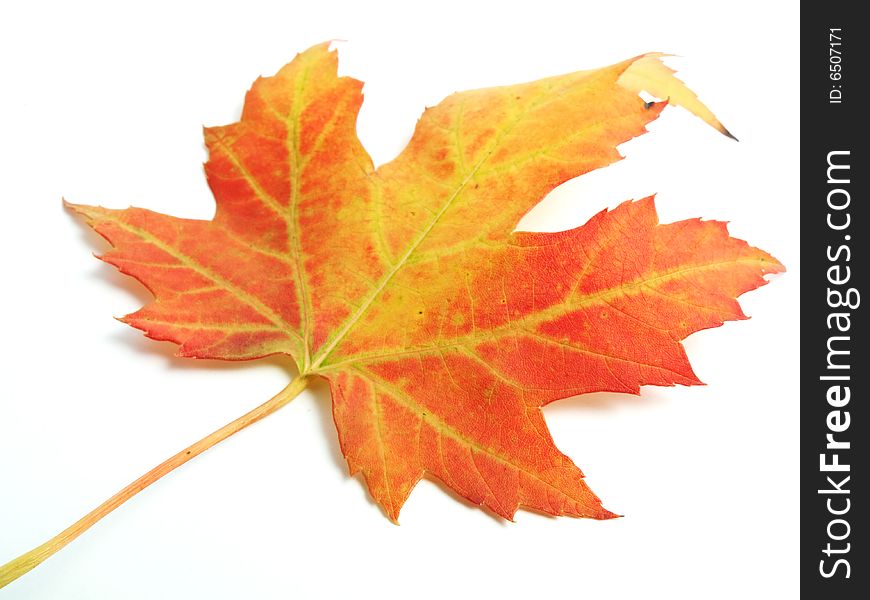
[[287, 61, 314, 371], [308, 160, 486, 371], [307, 96, 541, 371]]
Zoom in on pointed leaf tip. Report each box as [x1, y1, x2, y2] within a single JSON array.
[[617, 53, 734, 138]]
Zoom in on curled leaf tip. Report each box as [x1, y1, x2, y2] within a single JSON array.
[[617, 53, 733, 138]]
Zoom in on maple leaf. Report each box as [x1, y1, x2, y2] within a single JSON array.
[[2, 42, 781, 587]]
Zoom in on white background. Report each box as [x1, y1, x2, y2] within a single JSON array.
[[0, 1, 799, 598]]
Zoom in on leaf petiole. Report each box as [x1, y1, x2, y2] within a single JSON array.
[[0, 375, 310, 589]]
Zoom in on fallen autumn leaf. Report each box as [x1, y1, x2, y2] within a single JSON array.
[[0, 42, 782, 589]]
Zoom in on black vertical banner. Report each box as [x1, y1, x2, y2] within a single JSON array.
[[802, 4, 866, 597]]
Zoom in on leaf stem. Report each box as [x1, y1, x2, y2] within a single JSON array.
[[0, 375, 310, 589]]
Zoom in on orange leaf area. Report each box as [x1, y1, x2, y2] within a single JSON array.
[[69, 43, 782, 522]]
